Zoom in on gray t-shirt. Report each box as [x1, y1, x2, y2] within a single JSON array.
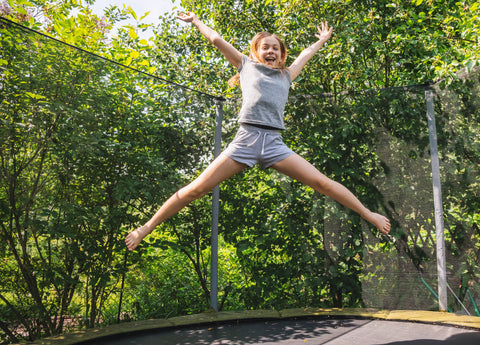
[[237, 55, 291, 130]]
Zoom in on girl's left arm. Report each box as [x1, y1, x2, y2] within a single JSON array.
[[288, 22, 333, 81]]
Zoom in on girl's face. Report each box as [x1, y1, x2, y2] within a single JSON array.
[[257, 36, 285, 68]]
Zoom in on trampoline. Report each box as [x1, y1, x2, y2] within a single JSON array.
[[31, 309, 480, 345]]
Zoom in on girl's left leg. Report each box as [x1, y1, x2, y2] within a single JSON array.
[[271, 153, 391, 234]]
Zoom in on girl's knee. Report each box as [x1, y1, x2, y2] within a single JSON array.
[[180, 182, 210, 201], [312, 176, 336, 195]]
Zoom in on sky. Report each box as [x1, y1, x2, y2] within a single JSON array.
[[90, 0, 181, 21]]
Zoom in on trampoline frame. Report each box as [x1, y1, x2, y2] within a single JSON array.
[[23, 308, 480, 345]]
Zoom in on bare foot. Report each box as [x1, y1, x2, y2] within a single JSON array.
[[125, 225, 151, 251], [365, 211, 391, 235]]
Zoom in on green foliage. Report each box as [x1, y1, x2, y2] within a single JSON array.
[[124, 248, 208, 319], [220, 169, 364, 309]]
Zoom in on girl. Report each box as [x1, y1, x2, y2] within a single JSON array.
[[125, 12, 390, 251]]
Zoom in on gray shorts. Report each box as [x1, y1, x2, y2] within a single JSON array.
[[222, 124, 294, 169]]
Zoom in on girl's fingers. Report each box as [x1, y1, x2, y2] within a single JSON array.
[[318, 21, 333, 37], [176, 11, 194, 21], [317, 22, 330, 34]]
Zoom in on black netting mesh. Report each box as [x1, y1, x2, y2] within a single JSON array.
[[284, 82, 479, 312]]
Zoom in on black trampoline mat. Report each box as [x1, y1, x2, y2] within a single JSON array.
[[84, 318, 480, 345]]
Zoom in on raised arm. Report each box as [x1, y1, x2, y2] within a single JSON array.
[[177, 12, 243, 69], [288, 21, 333, 81]]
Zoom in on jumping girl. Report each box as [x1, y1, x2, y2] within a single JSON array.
[[125, 11, 391, 251]]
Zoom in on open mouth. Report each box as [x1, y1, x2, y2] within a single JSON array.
[[265, 56, 276, 63]]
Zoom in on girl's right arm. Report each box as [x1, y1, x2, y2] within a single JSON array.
[[177, 12, 243, 69]]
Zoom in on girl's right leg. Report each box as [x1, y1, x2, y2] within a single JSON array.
[[125, 154, 246, 251]]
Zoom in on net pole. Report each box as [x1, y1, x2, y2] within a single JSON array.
[[425, 87, 448, 311], [210, 99, 224, 312]]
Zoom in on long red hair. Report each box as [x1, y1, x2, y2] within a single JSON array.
[[228, 32, 288, 88]]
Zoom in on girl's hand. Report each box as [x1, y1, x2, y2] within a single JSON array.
[[176, 11, 197, 23], [315, 21, 334, 45]]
